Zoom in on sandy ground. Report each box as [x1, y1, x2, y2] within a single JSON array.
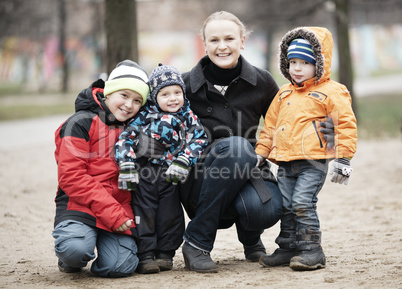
[[0, 115, 401, 289]]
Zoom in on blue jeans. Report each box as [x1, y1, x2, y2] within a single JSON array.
[[277, 159, 328, 239], [183, 136, 282, 252], [52, 220, 138, 277]]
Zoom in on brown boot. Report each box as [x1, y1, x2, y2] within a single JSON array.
[[155, 252, 174, 271], [136, 256, 160, 274]]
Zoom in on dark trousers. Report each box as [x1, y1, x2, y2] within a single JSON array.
[[180, 136, 283, 252], [134, 161, 185, 259]]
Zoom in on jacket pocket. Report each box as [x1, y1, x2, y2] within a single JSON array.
[[312, 120, 323, 148], [307, 91, 328, 102]]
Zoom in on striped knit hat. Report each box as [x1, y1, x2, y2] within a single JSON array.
[[104, 60, 149, 106], [287, 38, 316, 66]]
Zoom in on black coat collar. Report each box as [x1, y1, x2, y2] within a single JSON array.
[[188, 55, 258, 94]]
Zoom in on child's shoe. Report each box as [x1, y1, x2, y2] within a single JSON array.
[[58, 259, 82, 273], [259, 248, 297, 267], [155, 251, 174, 271], [290, 229, 326, 271], [136, 256, 160, 274], [289, 245, 326, 271]]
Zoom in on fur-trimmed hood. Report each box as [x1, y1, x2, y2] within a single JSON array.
[[279, 27, 334, 84]]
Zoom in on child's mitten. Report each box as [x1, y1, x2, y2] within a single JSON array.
[[320, 117, 335, 149], [118, 162, 139, 191], [255, 154, 267, 168], [329, 158, 353, 185], [166, 155, 190, 185]]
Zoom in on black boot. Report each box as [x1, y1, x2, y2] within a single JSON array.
[[259, 230, 297, 267], [244, 239, 266, 262], [136, 255, 160, 274], [182, 242, 218, 273], [290, 229, 326, 271], [155, 251, 174, 271], [259, 248, 298, 267]]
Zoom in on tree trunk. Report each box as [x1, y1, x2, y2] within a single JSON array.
[[59, 0, 68, 93], [105, 0, 138, 74], [334, 0, 357, 118]]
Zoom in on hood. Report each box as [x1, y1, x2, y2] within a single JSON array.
[[74, 79, 122, 125], [279, 27, 334, 84], [75, 79, 105, 113]]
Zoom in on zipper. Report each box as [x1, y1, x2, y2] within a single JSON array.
[[312, 120, 323, 148]]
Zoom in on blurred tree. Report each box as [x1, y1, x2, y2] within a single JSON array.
[[105, 0, 138, 74], [238, 0, 357, 115], [334, 0, 357, 117], [59, 0, 68, 93], [239, 0, 330, 72]]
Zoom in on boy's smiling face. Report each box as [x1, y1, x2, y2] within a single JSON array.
[[156, 85, 184, 113], [104, 89, 143, 122]]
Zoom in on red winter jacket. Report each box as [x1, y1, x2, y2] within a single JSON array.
[[54, 79, 136, 236]]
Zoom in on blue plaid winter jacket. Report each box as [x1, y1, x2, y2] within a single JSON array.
[[115, 98, 208, 167]]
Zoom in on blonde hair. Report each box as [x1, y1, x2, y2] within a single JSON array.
[[201, 11, 249, 41]]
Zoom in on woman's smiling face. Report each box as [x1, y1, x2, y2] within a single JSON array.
[[203, 19, 245, 69]]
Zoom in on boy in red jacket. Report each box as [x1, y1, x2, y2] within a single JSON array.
[[52, 60, 149, 277]]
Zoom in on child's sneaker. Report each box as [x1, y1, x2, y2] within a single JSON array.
[[58, 260, 81, 273]]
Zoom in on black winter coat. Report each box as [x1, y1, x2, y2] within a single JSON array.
[[182, 55, 279, 147]]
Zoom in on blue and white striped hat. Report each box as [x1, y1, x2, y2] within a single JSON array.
[[287, 38, 316, 65]]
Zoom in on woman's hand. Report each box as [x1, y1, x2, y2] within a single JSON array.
[[115, 219, 133, 232]]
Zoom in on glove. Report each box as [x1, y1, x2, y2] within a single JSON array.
[[320, 117, 335, 149], [329, 158, 353, 185], [134, 131, 166, 159], [118, 162, 139, 191], [255, 154, 266, 168], [166, 155, 190, 185]]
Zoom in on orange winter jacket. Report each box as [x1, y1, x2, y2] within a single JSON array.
[[255, 27, 357, 162]]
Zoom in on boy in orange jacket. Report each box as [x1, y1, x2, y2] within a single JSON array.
[[255, 27, 357, 271]]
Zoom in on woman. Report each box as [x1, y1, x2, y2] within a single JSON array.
[[178, 11, 283, 273]]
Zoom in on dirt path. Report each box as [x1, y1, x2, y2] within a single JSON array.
[[0, 116, 401, 288]]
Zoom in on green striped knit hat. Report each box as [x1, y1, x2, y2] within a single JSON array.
[[287, 38, 316, 65], [104, 60, 149, 106]]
